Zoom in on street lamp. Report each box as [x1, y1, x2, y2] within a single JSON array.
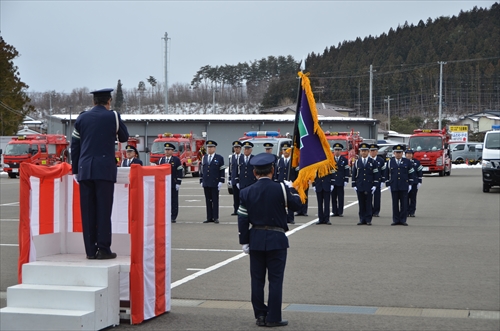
[[212, 88, 219, 114]]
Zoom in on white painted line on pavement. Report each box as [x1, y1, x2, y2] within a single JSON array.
[[0, 244, 19, 247], [174, 248, 242, 252]]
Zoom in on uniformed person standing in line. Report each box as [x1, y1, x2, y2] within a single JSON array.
[[121, 145, 143, 167], [229, 141, 243, 216], [263, 142, 278, 180], [352, 143, 379, 225], [158, 142, 183, 223], [405, 149, 423, 217], [238, 153, 302, 327], [71, 88, 129, 259], [331, 143, 350, 217], [236, 141, 257, 190], [385, 144, 414, 226], [275, 145, 297, 224], [200, 140, 225, 223], [313, 170, 334, 225], [369, 144, 386, 217]]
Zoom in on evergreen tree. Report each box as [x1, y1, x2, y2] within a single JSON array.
[[114, 79, 124, 111], [0, 37, 34, 135]]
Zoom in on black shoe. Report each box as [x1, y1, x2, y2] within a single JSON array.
[[401, 222, 408, 226], [391, 222, 398, 226], [357, 222, 366, 225], [171, 219, 176, 223], [256, 315, 266, 327], [373, 214, 379, 217], [326, 221, 332, 225], [266, 320, 288, 327], [288, 220, 295, 224], [294, 213, 302, 216], [337, 214, 343, 217], [302, 214, 308, 217], [408, 214, 415, 217], [86, 253, 96, 260], [203, 219, 214, 223], [315, 221, 323, 225], [367, 222, 372, 225], [214, 219, 219, 224], [96, 250, 117, 260], [231, 212, 238, 216]]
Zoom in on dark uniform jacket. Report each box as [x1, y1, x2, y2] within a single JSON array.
[[121, 158, 143, 167], [410, 158, 423, 184], [229, 153, 242, 183], [352, 157, 380, 192], [158, 155, 183, 186], [238, 178, 302, 251], [313, 171, 334, 192], [371, 155, 386, 183], [275, 157, 298, 182], [332, 155, 350, 186], [385, 158, 415, 191], [200, 153, 225, 187], [236, 154, 257, 189], [71, 106, 129, 181]]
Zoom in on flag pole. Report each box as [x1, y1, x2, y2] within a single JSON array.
[[287, 67, 303, 181]]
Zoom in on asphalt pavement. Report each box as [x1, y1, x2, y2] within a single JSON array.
[[0, 168, 499, 330]]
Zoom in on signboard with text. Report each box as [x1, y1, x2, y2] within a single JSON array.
[[449, 126, 468, 142]]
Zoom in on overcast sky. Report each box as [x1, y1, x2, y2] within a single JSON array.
[[1, 0, 496, 93]]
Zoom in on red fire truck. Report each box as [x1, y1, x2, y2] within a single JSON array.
[[324, 129, 363, 166], [115, 136, 141, 166], [149, 133, 205, 177], [407, 128, 452, 176], [2, 134, 70, 178]]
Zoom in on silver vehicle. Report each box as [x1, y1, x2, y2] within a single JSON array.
[[450, 142, 483, 163]]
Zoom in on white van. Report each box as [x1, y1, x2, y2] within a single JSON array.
[[477, 125, 500, 192]]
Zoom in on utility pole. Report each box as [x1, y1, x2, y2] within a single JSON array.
[[163, 32, 170, 114], [369, 65, 376, 118], [384, 96, 394, 130], [49, 92, 53, 134], [438, 61, 447, 129]]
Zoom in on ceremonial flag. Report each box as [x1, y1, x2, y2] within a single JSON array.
[[292, 71, 335, 202]]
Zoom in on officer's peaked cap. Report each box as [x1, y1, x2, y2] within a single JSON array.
[[405, 148, 414, 154], [359, 143, 370, 150], [232, 141, 243, 147], [164, 142, 175, 150], [264, 142, 274, 148], [369, 144, 379, 150], [333, 143, 344, 150], [281, 142, 291, 150], [393, 144, 405, 151], [250, 153, 275, 168], [90, 88, 113, 97], [206, 140, 217, 147], [242, 141, 254, 148]]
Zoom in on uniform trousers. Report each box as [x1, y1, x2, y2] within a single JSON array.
[[298, 188, 309, 214], [232, 184, 240, 214], [203, 186, 220, 220], [250, 248, 287, 323], [79, 180, 115, 256], [331, 185, 345, 216], [372, 185, 382, 215], [316, 190, 331, 223], [356, 190, 373, 224], [171, 186, 179, 221], [407, 186, 418, 215], [391, 190, 409, 224]]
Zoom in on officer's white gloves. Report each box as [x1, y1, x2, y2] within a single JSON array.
[[295, 167, 300, 171], [218, 182, 222, 190], [417, 183, 421, 189], [312, 186, 316, 192], [236, 183, 240, 189], [175, 184, 180, 191], [344, 182, 348, 187], [408, 185, 412, 193], [200, 183, 203, 187], [283, 180, 293, 189], [150, 162, 157, 166], [353, 187, 357, 191], [380, 182, 384, 189], [242, 244, 250, 254], [73, 174, 79, 183], [228, 180, 231, 186], [371, 186, 376, 194], [331, 185, 334, 192]]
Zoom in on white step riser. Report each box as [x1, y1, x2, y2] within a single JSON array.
[[22, 263, 116, 287], [7, 285, 107, 312], [0, 308, 95, 330]]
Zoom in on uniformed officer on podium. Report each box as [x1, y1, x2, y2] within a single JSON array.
[[121, 145, 143, 167], [158, 142, 183, 223], [238, 153, 302, 327], [71, 88, 129, 260], [200, 140, 225, 223]]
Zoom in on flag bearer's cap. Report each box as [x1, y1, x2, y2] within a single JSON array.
[[250, 153, 275, 168]]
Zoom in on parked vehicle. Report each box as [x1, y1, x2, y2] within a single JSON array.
[[324, 129, 363, 166], [2, 134, 70, 178], [477, 125, 500, 192], [449, 142, 483, 164], [407, 128, 452, 176]]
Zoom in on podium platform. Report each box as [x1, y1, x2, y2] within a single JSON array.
[[0, 163, 171, 330]]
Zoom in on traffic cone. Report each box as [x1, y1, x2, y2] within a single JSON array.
[[465, 159, 469, 165]]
